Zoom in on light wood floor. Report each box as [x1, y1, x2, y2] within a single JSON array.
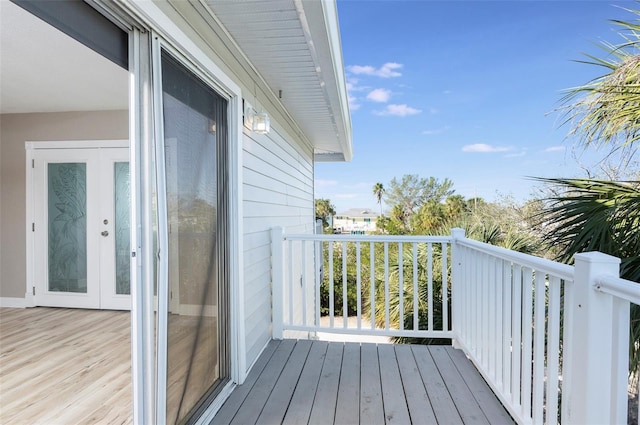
[[0, 307, 132, 425], [213, 339, 514, 425]]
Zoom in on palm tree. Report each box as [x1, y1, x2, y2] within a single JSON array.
[[372, 182, 385, 216], [539, 10, 640, 373]]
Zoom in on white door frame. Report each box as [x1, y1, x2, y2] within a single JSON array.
[[25, 140, 129, 308]]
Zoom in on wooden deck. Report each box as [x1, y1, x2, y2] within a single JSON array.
[[0, 307, 132, 425], [213, 339, 513, 425]]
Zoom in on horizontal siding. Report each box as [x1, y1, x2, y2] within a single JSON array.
[[243, 125, 315, 374]]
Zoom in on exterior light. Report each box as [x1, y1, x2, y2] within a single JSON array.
[[244, 102, 271, 135], [252, 111, 270, 134]]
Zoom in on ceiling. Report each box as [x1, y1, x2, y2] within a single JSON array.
[[0, 1, 128, 114], [0, 0, 351, 161]]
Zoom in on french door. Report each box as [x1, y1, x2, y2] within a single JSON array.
[[32, 146, 130, 310]]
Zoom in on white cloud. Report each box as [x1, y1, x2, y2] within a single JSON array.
[[429, 107, 439, 114], [462, 143, 512, 153], [544, 146, 566, 152], [504, 150, 527, 158], [422, 127, 449, 136], [347, 62, 403, 78], [374, 104, 422, 117], [366, 88, 391, 103], [348, 94, 361, 111], [315, 179, 338, 188]]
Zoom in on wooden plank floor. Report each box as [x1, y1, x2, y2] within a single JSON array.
[[0, 307, 132, 425], [213, 340, 514, 425]]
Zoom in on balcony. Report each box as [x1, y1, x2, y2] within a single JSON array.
[[215, 228, 639, 424]]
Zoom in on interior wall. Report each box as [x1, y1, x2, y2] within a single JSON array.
[[0, 110, 128, 299]]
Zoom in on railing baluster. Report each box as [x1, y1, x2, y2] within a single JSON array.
[[342, 241, 348, 328], [399, 242, 404, 331], [413, 243, 419, 331], [442, 242, 448, 332], [488, 256, 496, 380], [482, 253, 489, 368], [494, 257, 503, 386], [356, 242, 362, 330], [315, 241, 322, 329], [532, 271, 546, 423], [511, 264, 523, 410], [521, 267, 534, 420], [384, 242, 389, 330], [329, 241, 334, 328], [546, 275, 561, 425], [427, 243, 433, 331], [288, 240, 294, 326], [370, 242, 375, 330], [502, 260, 512, 395], [302, 240, 307, 326]]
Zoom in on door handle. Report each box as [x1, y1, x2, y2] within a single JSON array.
[[101, 231, 109, 237]]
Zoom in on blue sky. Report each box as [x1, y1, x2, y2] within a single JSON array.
[[315, 0, 636, 214]]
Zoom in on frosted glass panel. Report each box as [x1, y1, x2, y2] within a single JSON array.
[[48, 163, 87, 293], [114, 162, 130, 295]]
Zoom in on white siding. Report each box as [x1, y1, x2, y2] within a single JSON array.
[[242, 124, 314, 369]]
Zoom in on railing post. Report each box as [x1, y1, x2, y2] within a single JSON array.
[[563, 252, 623, 424], [271, 227, 284, 340], [450, 228, 465, 349]]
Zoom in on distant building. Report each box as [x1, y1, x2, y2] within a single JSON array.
[[333, 208, 379, 234]]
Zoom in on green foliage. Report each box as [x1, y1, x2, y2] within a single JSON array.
[[372, 182, 385, 215], [383, 175, 454, 231], [536, 178, 640, 374], [546, 8, 640, 378], [315, 198, 336, 230], [320, 241, 371, 316]]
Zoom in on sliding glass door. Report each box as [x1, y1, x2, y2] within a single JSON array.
[[159, 51, 229, 424]]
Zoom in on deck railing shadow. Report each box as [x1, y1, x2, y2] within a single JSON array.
[[271, 227, 640, 424]]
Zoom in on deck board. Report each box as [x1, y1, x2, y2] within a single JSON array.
[[307, 342, 342, 425], [394, 344, 438, 425], [334, 342, 361, 424], [256, 339, 312, 424], [215, 340, 513, 425], [360, 343, 384, 425], [378, 344, 411, 424], [429, 345, 490, 425], [412, 344, 465, 424], [282, 341, 328, 425], [229, 339, 295, 425]]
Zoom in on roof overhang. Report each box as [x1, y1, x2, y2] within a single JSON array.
[[204, 0, 353, 162]]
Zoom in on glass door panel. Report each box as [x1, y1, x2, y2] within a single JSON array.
[[47, 163, 88, 293], [34, 148, 100, 309], [114, 162, 131, 295], [161, 51, 229, 424], [33, 146, 130, 310], [99, 147, 131, 310]]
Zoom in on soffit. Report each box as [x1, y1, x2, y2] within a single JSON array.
[[204, 0, 352, 161]]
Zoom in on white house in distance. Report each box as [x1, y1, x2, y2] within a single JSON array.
[[0, 0, 351, 423], [333, 208, 380, 234]]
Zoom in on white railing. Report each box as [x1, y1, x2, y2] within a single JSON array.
[[271, 227, 640, 424], [271, 227, 453, 340]]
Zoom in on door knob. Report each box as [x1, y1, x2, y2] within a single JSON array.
[[101, 231, 109, 237]]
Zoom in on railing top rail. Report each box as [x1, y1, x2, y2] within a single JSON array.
[[456, 236, 575, 281], [595, 274, 640, 305], [283, 233, 452, 243]]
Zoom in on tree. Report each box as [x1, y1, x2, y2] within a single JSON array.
[[539, 9, 640, 376], [315, 198, 335, 230], [372, 182, 385, 216], [384, 174, 454, 231]]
